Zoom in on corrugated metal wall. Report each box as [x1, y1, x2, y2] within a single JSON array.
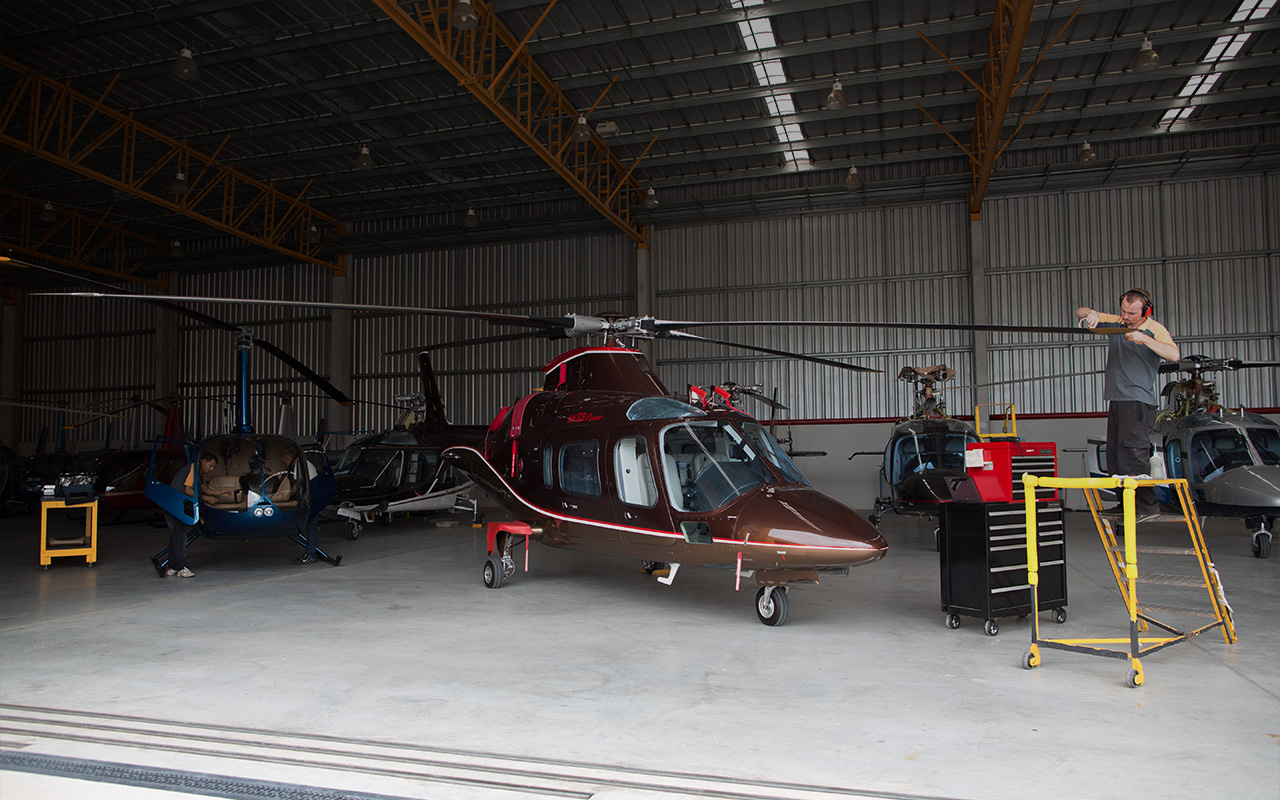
[[653, 201, 976, 420], [14, 173, 1276, 452]]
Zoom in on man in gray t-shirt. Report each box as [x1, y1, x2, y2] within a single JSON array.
[[1076, 288, 1180, 517]]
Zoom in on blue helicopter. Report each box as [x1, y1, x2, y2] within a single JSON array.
[[145, 325, 348, 572], [17, 261, 352, 571]]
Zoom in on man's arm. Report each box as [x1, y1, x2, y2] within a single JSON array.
[[1075, 306, 1120, 328], [1126, 328, 1180, 362]]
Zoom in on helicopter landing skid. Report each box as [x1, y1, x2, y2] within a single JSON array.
[[289, 533, 341, 566], [150, 527, 203, 576]]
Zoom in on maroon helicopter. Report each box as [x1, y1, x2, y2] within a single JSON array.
[[429, 343, 888, 626]]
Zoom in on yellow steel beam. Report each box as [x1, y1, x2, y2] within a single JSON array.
[[0, 57, 349, 274], [374, 0, 650, 246], [918, 1, 1077, 220], [968, 0, 1036, 220], [0, 196, 169, 289]]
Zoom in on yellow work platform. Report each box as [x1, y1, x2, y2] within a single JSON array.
[[39, 497, 99, 569], [1020, 474, 1234, 688]]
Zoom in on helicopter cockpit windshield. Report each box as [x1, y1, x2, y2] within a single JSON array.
[[740, 421, 810, 486], [336, 447, 406, 489], [661, 420, 772, 512], [1187, 429, 1252, 482], [1247, 427, 1280, 466], [891, 432, 975, 478]]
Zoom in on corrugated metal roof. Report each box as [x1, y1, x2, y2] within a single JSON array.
[[2, 0, 1278, 281]]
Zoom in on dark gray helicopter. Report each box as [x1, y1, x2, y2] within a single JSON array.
[[1088, 355, 1279, 558], [329, 391, 482, 540], [852, 365, 980, 529]]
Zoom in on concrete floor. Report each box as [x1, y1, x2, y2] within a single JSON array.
[[1, 500, 1277, 800]]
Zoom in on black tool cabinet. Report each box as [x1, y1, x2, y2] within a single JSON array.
[[939, 501, 1067, 636]]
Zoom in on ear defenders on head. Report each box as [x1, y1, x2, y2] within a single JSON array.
[[1121, 287, 1154, 318]]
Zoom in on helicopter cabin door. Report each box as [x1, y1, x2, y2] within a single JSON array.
[[144, 436, 200, 525]]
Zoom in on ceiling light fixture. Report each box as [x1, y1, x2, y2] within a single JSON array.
[[642, 188, 659, 210], [39, 201, 58, 223], [571, 115, 592, 143], [307, 225, 321, 244], [463, 208, 479, 228], [172, 47, 198, 81], [170, 241, 184, 258], [825, 79, 848, 111], [844, 165, 864, 190], [355, 145, 374, 169], [452, 0, 479, 31], [1076, 141, 1098, 165], [170, 171, 188, 194], [1131, 36, 1159, 72]]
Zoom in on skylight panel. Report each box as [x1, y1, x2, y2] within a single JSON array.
[[729, 0, 810, 169], [1158, 0, 1267, 128]]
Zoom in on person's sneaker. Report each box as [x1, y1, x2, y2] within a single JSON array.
[[164, 566, 196, 578], [294, 554, 316, 565]]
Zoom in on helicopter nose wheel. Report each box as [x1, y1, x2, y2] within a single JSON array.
[[1251, 528, 1271, 559], [345, 519, 362, 540], [755, 585, 789, 626]]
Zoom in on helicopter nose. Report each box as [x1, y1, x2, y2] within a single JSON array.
[[736, 487, 888, 566], [1202, 465, 1280, 507]]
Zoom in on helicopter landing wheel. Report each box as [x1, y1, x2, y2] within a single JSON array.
[[945, 613, 961, 630], [1251, 531, 1271, 559], [869, 512, 882, 528], [755, 586, 789, 627], [378, 513, 391, 527], [641, 560, 667, 575], [482, 555, 505, 589], [472, 512, 485, 528], [345, 520, 361, 541], [984, 618, 999, 636]]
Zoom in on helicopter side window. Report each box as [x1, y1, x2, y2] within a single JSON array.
[[614, 436, 657, 508], [1247, 428, 1280, 467], [560, 441, 600, 499]]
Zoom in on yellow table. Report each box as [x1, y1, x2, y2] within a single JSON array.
[[39, 498, 98, 569]]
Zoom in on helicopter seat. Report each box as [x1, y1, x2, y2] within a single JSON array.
[[269, 475, 299, 509], [203, 475, 246, 510]]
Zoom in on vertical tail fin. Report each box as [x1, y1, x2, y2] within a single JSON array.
[[418, 351, 451, 433]]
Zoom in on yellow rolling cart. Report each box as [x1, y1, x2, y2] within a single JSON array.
[[1020, 474, 1234, 687], [39, 496, 99, 569]]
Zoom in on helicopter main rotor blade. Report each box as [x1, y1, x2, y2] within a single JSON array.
[[656, 330, 880, 373], [252, 338, 353, 406], [0, 398, 127, 419], [946, 369, 1107, 391], [46, 292, 581, 333], [650, 319, 1132, 337]]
